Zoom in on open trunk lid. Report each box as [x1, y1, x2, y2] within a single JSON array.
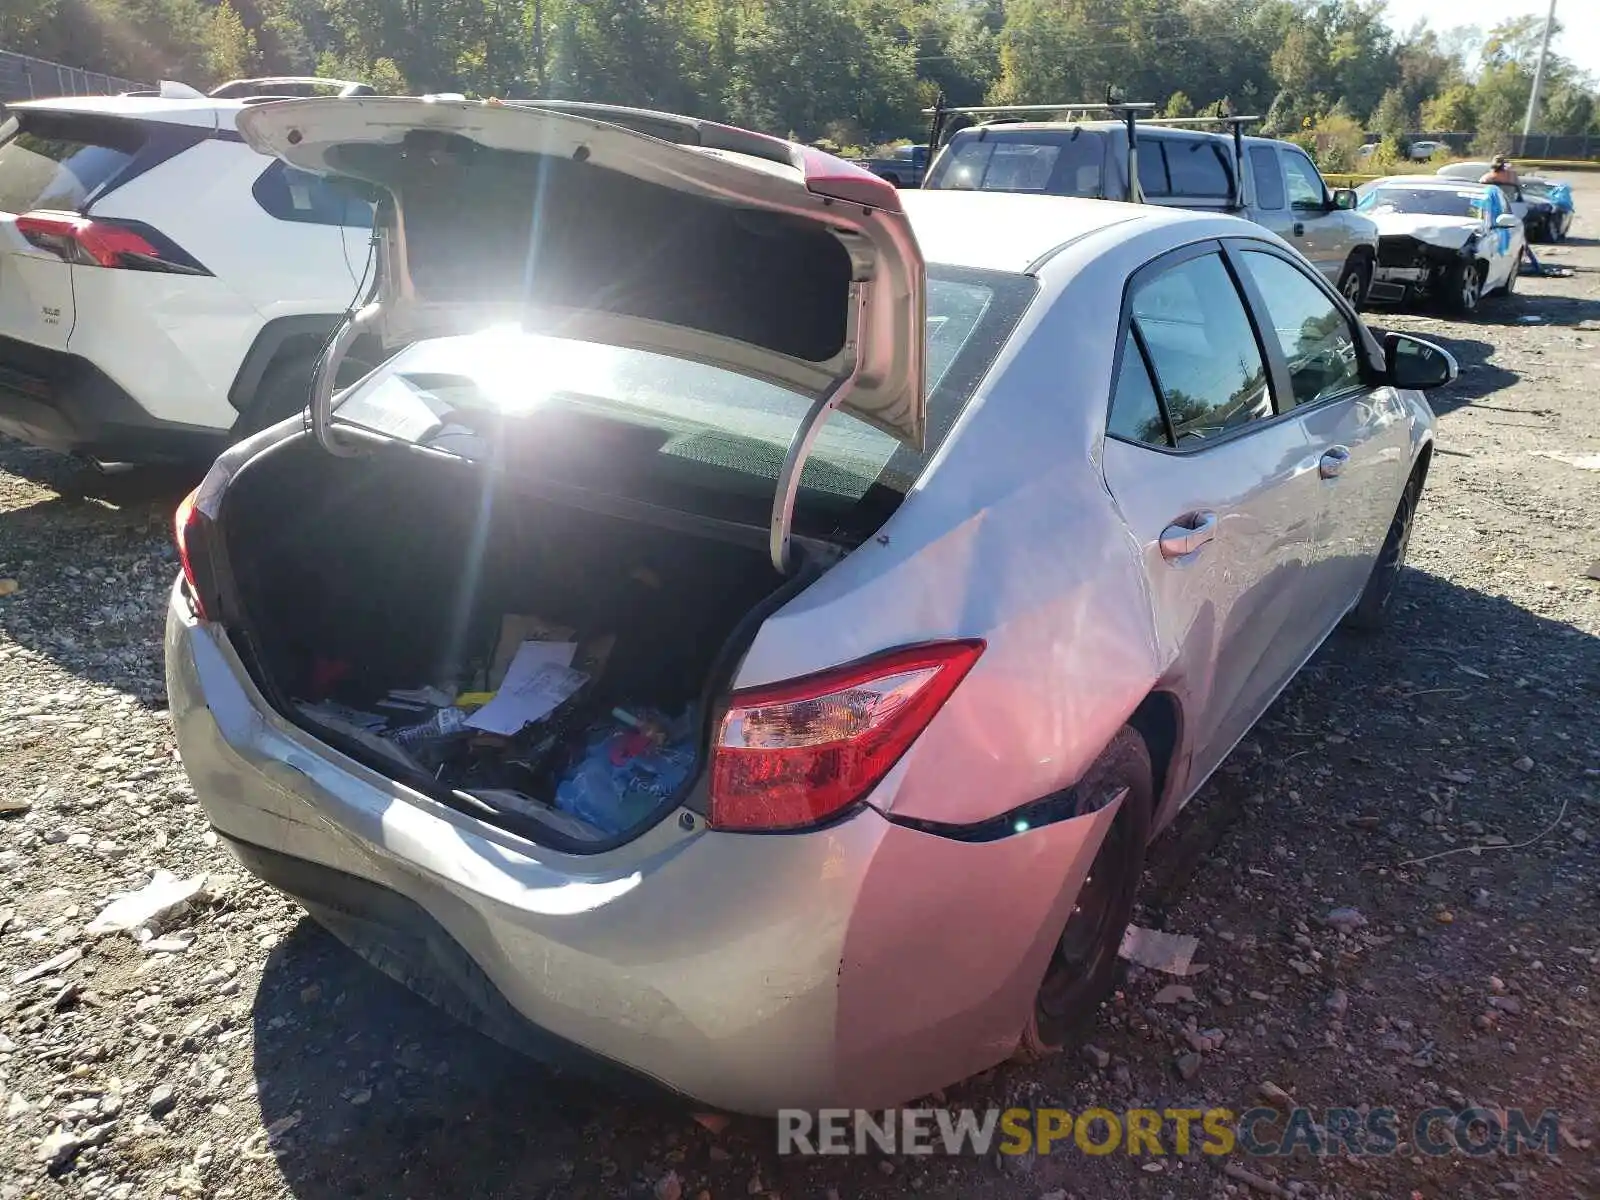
[[235, 98, 927, 456]]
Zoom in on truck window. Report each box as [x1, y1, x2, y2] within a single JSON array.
[[925, 131, 1106, 197], [1136, 137, 1170, 197], [1283, 150, 1328, 211], [1249, 146, 1286, 210], [1164, 140, 1233, 199]]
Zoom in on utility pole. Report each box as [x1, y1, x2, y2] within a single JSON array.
[[1522, 0, 1558, 139]]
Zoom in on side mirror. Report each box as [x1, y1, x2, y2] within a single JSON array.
[[1494, 213, 1521, 229], [1385, 332, 1457, 391], [1331, 187, 1358, 211]]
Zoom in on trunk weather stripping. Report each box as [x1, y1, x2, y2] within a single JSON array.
[[309, 302, 379, 458]]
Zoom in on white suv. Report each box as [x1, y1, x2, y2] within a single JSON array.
[[0, 78, 381, 463]]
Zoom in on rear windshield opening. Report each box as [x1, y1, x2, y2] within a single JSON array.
[[333, 266, 1037, 542], [0, 112, 145, 214], [926, 130, 1108, 198]]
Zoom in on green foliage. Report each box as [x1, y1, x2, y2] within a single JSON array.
[[5, 0, 1596, 149]]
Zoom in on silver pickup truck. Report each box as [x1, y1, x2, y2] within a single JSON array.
[[922, 109, 1380, 307]]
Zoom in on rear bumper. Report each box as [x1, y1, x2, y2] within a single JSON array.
[[165, 580, 1114, 1114], [0, 335, 227, 461]]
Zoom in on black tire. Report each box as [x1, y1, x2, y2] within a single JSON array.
[[1019, 726, 1154, 1056], [234, 349, 375, 440], [1343, 473, 1420, 632], [1442, 259, 1484, 315], [1336, 254, 1372, 311]]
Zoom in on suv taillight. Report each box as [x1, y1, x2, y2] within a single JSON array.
[[16, 211, 207, 274], [708, 640, 985, 831]]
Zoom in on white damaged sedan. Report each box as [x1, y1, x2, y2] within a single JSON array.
[[1359, 177, 1525, 314]]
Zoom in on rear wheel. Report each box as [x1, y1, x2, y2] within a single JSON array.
[[1344, 474, 1419, 632], [1336, 255, 1372, 310], [235, 348, 376, 441], [1019, 726, 1154, 1056]]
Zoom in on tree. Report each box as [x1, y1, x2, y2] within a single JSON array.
[[1369, 86, 1409, 140], [203, 0, 257, 84], [1420, 83, 1475, 133], [1164, 91, 1194, 118]]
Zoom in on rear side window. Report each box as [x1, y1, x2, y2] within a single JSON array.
[[1128, 253, 1273, 445], [0, 113, 143, 213], [1249, 146, 1285, 210], [1108, 331, 1170, 446], [1163, 140, 1232, 198], [253, 161, 374, 228], [925, 131, 1105, 197]]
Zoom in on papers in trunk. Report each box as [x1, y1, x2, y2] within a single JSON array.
[[465, 640, 589, 735]]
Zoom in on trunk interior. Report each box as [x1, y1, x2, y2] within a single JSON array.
[[220, 437, 795, 849]]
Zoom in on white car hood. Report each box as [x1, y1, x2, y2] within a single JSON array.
[[1369, 211, 1477, 249]]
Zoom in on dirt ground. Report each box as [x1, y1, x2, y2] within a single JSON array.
[[0, 183, 1597, 1200]]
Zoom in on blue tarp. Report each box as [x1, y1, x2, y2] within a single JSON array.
[[1546, 181, 1574, 213]]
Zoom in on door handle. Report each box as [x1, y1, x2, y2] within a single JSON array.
[[1159, 511, 1217, 560], [1293, 222, 1305, 237], [1319, 445, 1352, 479]]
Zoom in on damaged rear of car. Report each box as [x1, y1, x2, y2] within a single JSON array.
[[164, 98, 1082, 1112], [1360, 179, 1524, 314]]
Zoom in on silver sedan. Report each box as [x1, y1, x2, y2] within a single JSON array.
[[165, 99, 1453, 1115]]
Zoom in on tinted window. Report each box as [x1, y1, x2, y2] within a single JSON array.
[[1164, 139, 1232, 198], [1131, 253, 1273, 444], [1283, 151, 1327, 211], [253, 161, 374, 228], [925, 131, 1105, 197], [1240, 250, 1362, 407], [1136, 138, 1170, 197], [1249, 146, 1285, 210], [1108, 332, 1169, 446], [0, 114, 142, 212]]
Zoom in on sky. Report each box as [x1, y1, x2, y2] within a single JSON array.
[[1380, 0, 1600, 79]]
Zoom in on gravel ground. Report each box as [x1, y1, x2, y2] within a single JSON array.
[[1, 187, 1597, 1200]]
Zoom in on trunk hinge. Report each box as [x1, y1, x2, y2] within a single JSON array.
[[309, 302, 382, 458], [768, 286, 867, 574]]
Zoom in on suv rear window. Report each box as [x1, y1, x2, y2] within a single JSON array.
[[925, 130, 1106, 198], [0, 112, 144, 213], [253, 161, 374, 228]]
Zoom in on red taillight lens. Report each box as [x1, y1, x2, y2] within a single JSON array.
[[709, 640, 984, 831], [16, 210, 195, 272], [175, 487, 208, 620]]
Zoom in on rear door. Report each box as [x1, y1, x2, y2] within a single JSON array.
[[1248, 143, 1293, 242], [0, 109, 146, 349], [1100, 243, 1323, 791], [1228, 240, 1410, 634]]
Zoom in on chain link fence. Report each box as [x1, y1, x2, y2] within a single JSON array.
[[0, 49, 145, 103]]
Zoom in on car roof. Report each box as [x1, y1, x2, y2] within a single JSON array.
[[7, 94, 238, 128], [900, 189, 1213, 273]]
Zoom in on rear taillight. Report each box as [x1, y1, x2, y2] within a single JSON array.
[[708, 640, 984, 831], [16, 210, 206, 274], [175, 488, 209, 620]]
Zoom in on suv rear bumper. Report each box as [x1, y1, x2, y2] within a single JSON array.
[[0, 335, 228, 461]]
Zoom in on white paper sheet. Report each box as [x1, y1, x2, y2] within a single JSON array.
[[464, 641, 585, 735]]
